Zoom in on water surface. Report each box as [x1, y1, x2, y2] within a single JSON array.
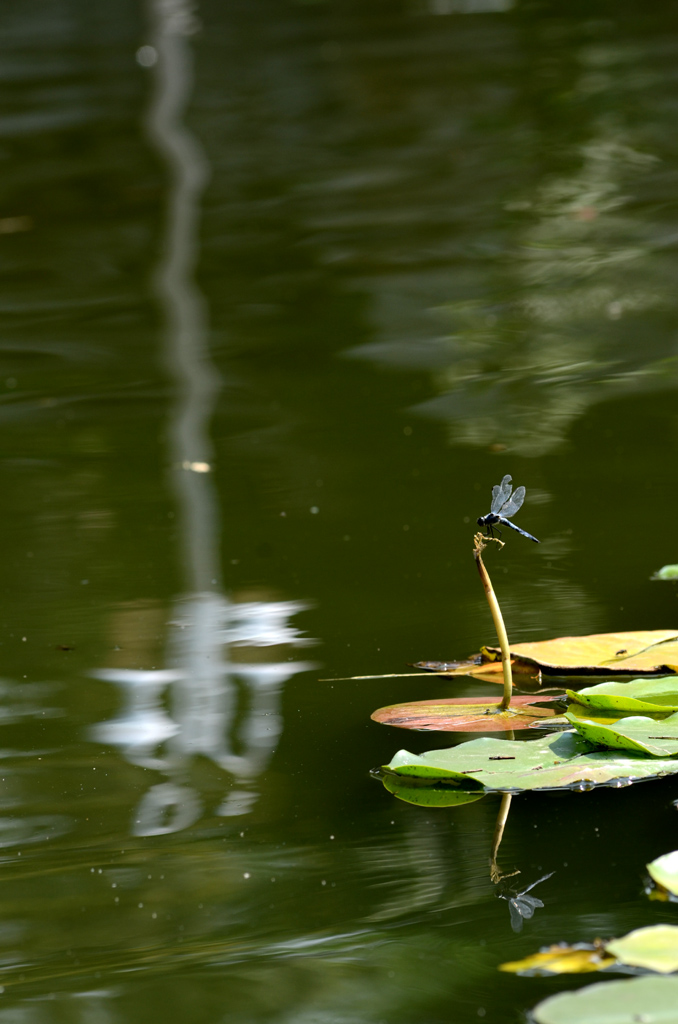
[[1, 1, 678, 1021]]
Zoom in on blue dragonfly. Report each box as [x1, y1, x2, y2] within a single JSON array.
[[499, 871, 554, 933], [477, 474, 540, 544]]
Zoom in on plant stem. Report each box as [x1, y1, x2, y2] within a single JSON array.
[[489, 792, 517, 883], [473, 533, 512, 710]]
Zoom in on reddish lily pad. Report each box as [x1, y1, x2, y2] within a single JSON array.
[[371, 694, 565, 732]]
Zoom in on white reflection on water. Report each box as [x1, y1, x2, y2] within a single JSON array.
[[90, 670, 182, 770], [89, 0, 315, 835], [90, 595, 314, 832]]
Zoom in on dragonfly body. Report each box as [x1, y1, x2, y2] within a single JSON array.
[[477, 474, 540, 544]]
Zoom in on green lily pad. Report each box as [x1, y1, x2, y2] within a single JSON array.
[[381, 772, 486, 807], [652, 565, 678, 581], [382, 731, 678, 793], [567, 677, 678, 713], [564, 711, 678, 757], [532, 976, 678, 1024], [566, 703, 669, 727], [647, 851, 678, 897], [606, 925, 678, 974]]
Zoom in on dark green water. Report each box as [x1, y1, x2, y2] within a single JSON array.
[[2, 0, 678, 1020]]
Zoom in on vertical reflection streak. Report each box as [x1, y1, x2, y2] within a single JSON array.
[[88, 3, 314, 833], [145, 1, 221, 593]]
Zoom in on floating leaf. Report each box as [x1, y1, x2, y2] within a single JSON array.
[[325, 659, 529, 685], [652, 565, 678, 581], [506, 926, 678, 980], [532, 976, 678, 1024], [484, 630, 678, 675], [567, 678, 678, 713], [565, 703, 666, 728], [381, 772, 485, 807], [382, 731, 678, 794], [411, 658, 534, 685], [500, 942, 616, 975], [565, 711, 678, 757], [371, 694, 565, 732], [647, 851, 678, 898], [406, 632, 678, 687], [606, 925, 678, 974]]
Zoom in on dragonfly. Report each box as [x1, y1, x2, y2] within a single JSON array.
[[499, 871, 554, 933], [477, 474, 540, 543]]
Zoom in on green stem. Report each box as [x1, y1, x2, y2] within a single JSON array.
[[474, 535, 513, 711], [489, 792, 514, 883]]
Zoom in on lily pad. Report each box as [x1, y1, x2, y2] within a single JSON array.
[[410, 658, 533, 685], [505, 926, 678, 980], [381, 772, 486, 807], [647, 851, 678, 897], [499, 943, 616, 975], [567, 678, 678, 713], [484, 630, 678, 675], [371, 694, 565, 732], [532, 976, 678, 1024], [606, 925, 678, 974], [382, 731, 678, 793], [564, 711, 678, 757], [652, 565, 678, 581], [565, 703, 668, 728]]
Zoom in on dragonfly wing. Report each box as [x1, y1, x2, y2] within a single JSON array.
[[508, 900, 525, 932], [513, 896, 542, 921], [522, 871, 554, 894], [499, 485, 525, 518], [491, 475, 513, 513]]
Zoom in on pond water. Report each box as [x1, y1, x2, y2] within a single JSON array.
[[2, 0, 678, 1021]]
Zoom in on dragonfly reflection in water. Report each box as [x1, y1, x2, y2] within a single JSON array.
[[499, 871, 555, 932], [477, 474, 540, 543]]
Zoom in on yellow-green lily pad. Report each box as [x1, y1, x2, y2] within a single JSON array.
[[532, 976, 678, 1024], [564, 711, 678, 757], [652, 565, 678, 581], [567, 678, 678, 713], [606, 925, 678, 974], [647, 851, 678, 897], [484, 630, 678, 675], [565, 703, 668, 727]]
